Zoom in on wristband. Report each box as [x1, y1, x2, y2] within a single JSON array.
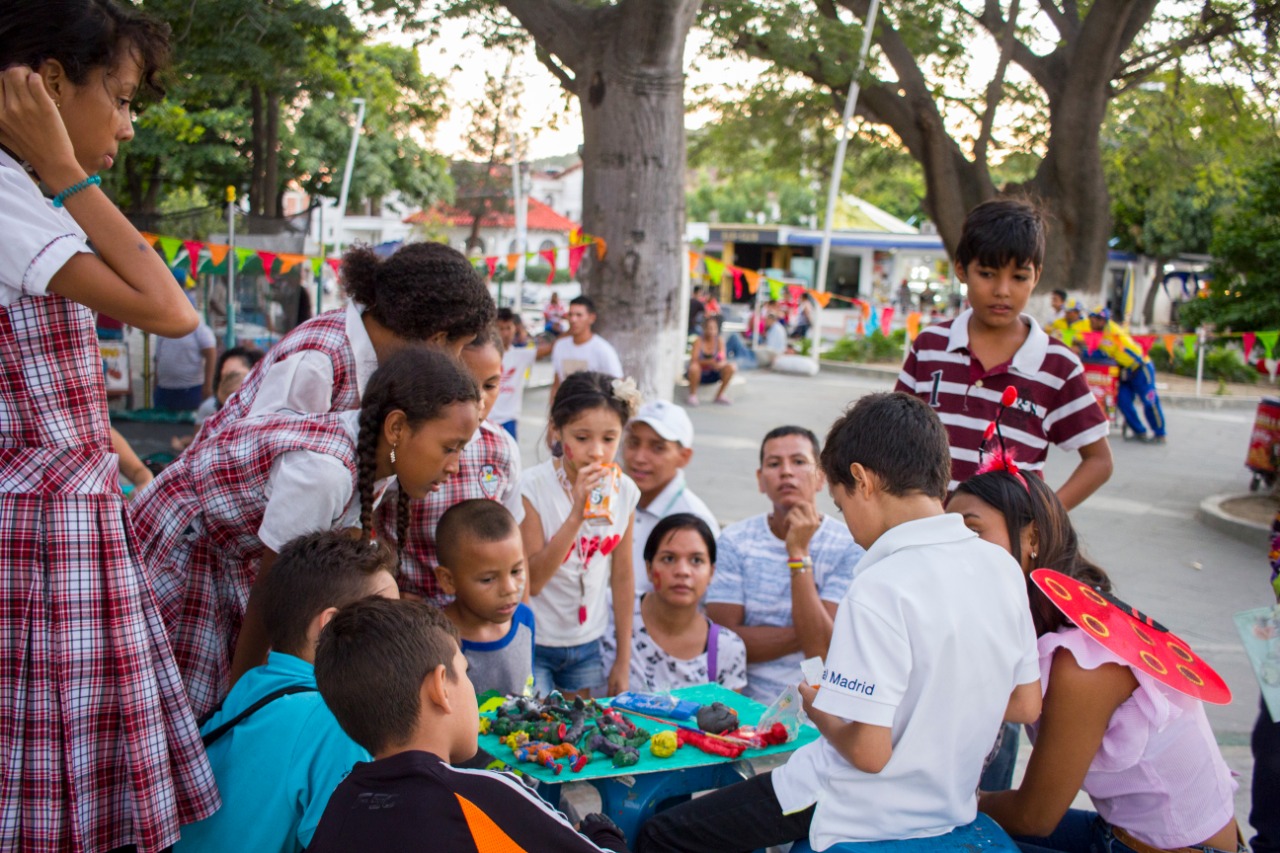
[[788, 556, 813, 575], [52, 175, 100, 208]]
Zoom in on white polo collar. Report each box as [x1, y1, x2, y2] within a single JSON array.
[[637, 469, 687, 516], [855, 513, 977, 575], [946, 308, 1050, 375], [345, 300, 379, 398]]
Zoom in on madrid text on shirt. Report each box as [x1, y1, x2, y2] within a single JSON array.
[[823, 668, 875, 696]]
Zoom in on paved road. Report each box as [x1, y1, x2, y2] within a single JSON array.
[[518, 366, 1267, 827]]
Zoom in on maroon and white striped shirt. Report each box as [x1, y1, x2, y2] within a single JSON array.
[[895, 310, 1110, 491]]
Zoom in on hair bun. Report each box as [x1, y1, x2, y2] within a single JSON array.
[[339, 245, 380, 306]]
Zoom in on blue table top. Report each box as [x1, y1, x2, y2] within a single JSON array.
[[477, 683, 819, 785]]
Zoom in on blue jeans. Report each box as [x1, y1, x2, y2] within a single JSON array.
[[1117, 362, 1166, 437], [1252, 698, 1280, 853], [979, 722, 1020, 791], [534, 640, 604, 695], [798, 814, 1019, 853], [1015, 809, 1240, 853], [154, 384, 204, 412]]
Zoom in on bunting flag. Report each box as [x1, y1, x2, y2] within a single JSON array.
[[731, 268, 743, 300], [310, 257, 324, 277], [1183, 334, 1197, 352], [1161, 334, 1179, 356], [1133, 335, 1156, 356], [278, 253, 304, 274], [811, 291, 832, 308], [704, 257, 725, 284], [767, 278, 783, 300], [866, 304, 880, 336], [688, 250, 700, 276], [880, 306, 895, 337], [569, 227, 582, 245], [906, 311, 922, 341], [157, 236, 182, 265], [256, 251, 277, 282], [485, 256, 498, 278], [538, 248, 557, 284], [1243, 332, 1257, 359], [1060, 326, 1077, 346], [1082, 331, 1103, 354], [743, 269, 760, 295], [594, 237, 607, 261], [1259, 330, 1279, 359], [141, 232, 159, 248], [568, 244, 587, 279], [182, 240, 204, 269], [327, 258, 341, 274]]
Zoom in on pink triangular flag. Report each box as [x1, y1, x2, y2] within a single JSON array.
[[731, 267, 743, 300], [880, 306, 895, 336], [1134, 335, 1156, 356], [485, 256, 498, 278], [256, 250, 277, 282], [539, 248, 557, 284], [568, 244, 587, 279], [1083, 331, 1104, 353], [182, 240, 204, 270], [1243, 332, 1257, 360], [327, 258, 341, 274]]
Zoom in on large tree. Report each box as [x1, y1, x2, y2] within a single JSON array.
[[444, 0, 701, 399], [701, 1, 1278, 295]]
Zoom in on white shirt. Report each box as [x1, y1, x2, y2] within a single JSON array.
[[484, 419, 525, 523], [551, 334, 623, 381], [257, 410, 392, 551], [490, 344, 538, 425], [155, 322, 216, 389], [764, 322, 788, 353], [249, 301, 378, 418], [0, 149, 94, 306], [630, 470, 719, 597], [520, 459, 640, 646], [772, 514, 1039, 849]]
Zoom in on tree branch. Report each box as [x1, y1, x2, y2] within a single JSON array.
[[975, 0, 1021, 167], [534, 44, 578, 93], [498, 0, 594, 73], [1036, 0, 1071, 38], [970, 2, 1056, 91]]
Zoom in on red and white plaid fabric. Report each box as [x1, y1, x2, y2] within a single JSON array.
[[0, 295, 219, 852], [192, 308, 357, 447], [130, 412, 356, 718], [378, 422, 520, 602]]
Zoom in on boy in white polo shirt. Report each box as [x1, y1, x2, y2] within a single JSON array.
[[636, 392, 1041, 853]]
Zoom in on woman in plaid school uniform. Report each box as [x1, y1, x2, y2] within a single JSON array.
[[130, 348, 481, 718], [0, 3, 220, 849], [190, 241, 494, 449]]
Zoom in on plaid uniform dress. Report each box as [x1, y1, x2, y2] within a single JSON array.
[[377, 421, 519, 602], [191, 308, 357, 447], [0, 295, 220, 851], [130, 413, 357, 718]]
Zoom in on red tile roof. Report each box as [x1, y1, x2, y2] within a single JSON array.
[[404, 197, 579, 232]]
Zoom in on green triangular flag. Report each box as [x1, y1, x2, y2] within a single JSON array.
[[311, 258, 324, 277], [157, 236, 182, 265], [1183, 334, 1197, 353], [704, 257, 724, 283], [1258, 330, 1279, 359], [1059, 326, 1076, 346], [768, 278, 783, 300]]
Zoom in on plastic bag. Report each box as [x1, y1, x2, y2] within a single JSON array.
[[757, 682, 803, 742]]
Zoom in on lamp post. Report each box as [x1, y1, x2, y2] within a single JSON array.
[[333, 97, 366, 258]]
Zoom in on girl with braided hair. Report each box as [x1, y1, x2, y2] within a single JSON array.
[[130, 347, 480, 719], [190, 240, 494, 449]]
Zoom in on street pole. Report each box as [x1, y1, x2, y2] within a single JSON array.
[[334, 97, 366, 258], [225, 185, 237, 350], [315, 201, 324, 314], [811, 0, 880, 368]]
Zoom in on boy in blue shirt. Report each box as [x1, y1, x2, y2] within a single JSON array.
[[175, 530, 400, 853], [436, 499, 535, 696]]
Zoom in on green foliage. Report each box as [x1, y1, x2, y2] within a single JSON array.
[[823, 330, 904, 363], [1178, 153, 1280, 331], [1148, 341, 1257, 384]]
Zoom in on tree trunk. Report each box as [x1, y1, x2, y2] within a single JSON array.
[[500, 0, 700, 401], [1142, 256, 1167, 326], [250, 85, 265, 216], [263, 91, 281, 219]]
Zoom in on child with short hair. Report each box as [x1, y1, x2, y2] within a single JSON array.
[[948, 470, 1239, 853], [308, 599, 628, 852], [493, 307, 538, 439], [686, 315, 735, 406], [602, 514, 747, 692], [521, 371, 641, 696], [637, 392, 1041, 853], [384, 327, 523, 603], [895, 198, 1112, 510], [175, 530, 400, 853], [436, 499, 535, 696]]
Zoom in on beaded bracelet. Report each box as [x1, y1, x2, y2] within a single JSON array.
[[52, 175, 101, 208]]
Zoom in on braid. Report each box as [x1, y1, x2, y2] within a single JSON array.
[[395, 490, 411, 571], [356, 404, 382, 541]]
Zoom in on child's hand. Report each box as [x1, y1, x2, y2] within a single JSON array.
[[569, 462, 607, 516], [606, 659, 629, 697], [0, 68, 81, 189], [784, 501, 822, 558], [798, 681, 819, 716]]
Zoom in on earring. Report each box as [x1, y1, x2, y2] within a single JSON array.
[[389, 445, 397, 465], [1031, 551, 1038, 561]]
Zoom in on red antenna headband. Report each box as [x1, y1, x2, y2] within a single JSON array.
[[976, 385, 1027, 489]]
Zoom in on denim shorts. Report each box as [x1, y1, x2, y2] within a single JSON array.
[[533, 640, 604, 695]]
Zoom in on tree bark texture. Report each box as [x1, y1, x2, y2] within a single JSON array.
[[500, 0, 700, 401]]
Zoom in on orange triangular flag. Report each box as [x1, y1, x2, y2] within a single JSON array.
[[688, 250, 701, 276], [742, 269, 760, 295], [206, 244, 230, 266], [810, 290, 832, 308], [277, 253, 305, 274], [1161, 334, 1178, 356], [593, 237, 607, 260], [506, 253, 520, 271], [141, 232, 158, 247]]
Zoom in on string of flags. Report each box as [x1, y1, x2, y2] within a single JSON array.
[[1060, 327, 1280, 380], [138, 228, 607, 285]]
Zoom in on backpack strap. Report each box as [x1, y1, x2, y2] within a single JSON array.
[[707, 621, 721, 684], [200, 685, 318, 749]]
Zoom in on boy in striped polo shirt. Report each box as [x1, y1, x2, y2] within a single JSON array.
[[895, 198, 1112, 510]]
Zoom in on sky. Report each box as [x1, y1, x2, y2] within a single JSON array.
[[412, 20, 769, 161]]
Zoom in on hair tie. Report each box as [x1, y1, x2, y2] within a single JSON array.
[[610, 377, 642, 413]]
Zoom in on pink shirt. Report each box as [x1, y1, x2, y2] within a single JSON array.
[[1028, 629, 1236, 849]]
